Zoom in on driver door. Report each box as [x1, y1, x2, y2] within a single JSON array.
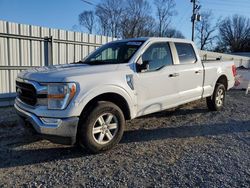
[[133, 42, 179, 116]]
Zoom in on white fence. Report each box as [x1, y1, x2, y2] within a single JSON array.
[[0, 20, 115, 106], [0, 20, 250, 106]]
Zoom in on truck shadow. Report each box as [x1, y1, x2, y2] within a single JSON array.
[[0, 119, 249, 169], [0, 142, 86, 169], [122, 120, 250, 143]]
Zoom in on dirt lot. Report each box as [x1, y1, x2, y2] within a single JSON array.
[[0, 90, 249, 187]]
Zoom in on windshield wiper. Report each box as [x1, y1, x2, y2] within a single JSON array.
[[70, 60, 85, 64], [82, 60, 115, 65], [71, 60, 119, 65]]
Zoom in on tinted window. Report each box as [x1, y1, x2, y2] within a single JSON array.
[[175, 43, 197, 64], [141, 43, 173, 72]]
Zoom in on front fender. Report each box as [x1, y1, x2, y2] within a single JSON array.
[[75, 84, 137, 119]]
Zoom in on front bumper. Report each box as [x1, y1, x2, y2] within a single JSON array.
[[14, 104, 79, 145]]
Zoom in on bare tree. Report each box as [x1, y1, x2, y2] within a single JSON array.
[[95, 0, 124, 37], [154, 0, 176, 37], [71, 24, 83, 32], [165, 28, 185, 38], [217, 14, 250, 52], [95, 9, 109, 36], [195, 11, 217, 50], [79, 11, 95, 34], [78, 0, 182, 39], [121, 0, 156, 38]]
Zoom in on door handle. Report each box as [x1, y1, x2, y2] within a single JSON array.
[[195, 70, 202, 74], [169, 73, 179, 77]]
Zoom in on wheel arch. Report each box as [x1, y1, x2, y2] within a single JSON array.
[[216, 74, 228, 90], [79, 92, 132, 121]]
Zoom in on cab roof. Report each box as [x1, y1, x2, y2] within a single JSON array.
[[111, 37, 193, 44]]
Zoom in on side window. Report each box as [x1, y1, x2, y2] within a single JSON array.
[[175, 43, 197, 64], [141, 43, 173, 72]]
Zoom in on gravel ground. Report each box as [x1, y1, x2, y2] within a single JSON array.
[[0, 90, 249, 187]]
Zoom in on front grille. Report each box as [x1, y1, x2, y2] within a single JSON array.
[[16, 81, 37, 106]]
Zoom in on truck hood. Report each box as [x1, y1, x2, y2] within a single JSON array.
[[18, 63, 118, 82]]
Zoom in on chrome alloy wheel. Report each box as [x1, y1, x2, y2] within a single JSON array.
[[216, 88, 224, 107], [92, 113, 119, 145]]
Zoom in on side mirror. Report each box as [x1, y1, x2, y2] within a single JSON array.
[[136, 57, 149, 72]]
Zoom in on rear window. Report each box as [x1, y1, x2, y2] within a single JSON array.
[[175, 43, 197, 64]]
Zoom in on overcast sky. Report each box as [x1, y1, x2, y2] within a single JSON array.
[[0, 0, 249, 40]]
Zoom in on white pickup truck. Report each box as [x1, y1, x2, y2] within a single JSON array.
[[15, 37, 236, 153]]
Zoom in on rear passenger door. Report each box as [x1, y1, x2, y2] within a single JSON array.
[[173, 43, 204, 103]]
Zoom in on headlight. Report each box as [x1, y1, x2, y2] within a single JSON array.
[[47, 83, 76, 110]]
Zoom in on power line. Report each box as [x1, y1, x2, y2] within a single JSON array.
[[206, 0, 250, 6], [205, 3, 250, 10], [202, 7, 250, 15], [81, 0, 107, 11], [81, 0, 98, 7], [201, 0, 250, 12]]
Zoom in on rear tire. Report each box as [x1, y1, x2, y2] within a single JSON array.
[[78, 101, 125, 153], [206, 83, 226, 111]]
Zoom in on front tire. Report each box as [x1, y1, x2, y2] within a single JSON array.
[[206, 83, 226, 111], [78, 101, 125, 153]]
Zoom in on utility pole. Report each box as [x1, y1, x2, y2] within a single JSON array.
[[191, 0, 201, 41]]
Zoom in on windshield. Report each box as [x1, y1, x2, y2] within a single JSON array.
[[83, 41, 144, 65]]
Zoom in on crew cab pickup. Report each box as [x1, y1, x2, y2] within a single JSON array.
[[15, 37, 236, 153]]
